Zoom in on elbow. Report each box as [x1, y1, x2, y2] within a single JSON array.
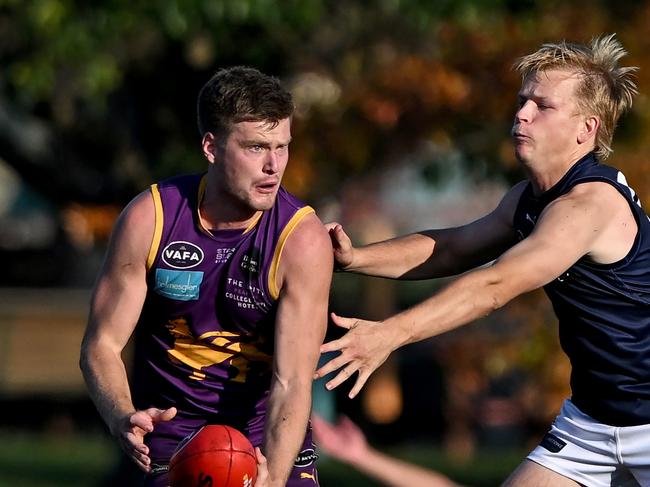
[[484, 279, 520, 314], [479, 274, 512, 315], [270, 372, 311, 396], [488, 292, 506, 314], [79, 342, 90, 375], [79, 335, 98, 376]]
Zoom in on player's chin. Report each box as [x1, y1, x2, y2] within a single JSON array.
[[251, 192, 278, 210]]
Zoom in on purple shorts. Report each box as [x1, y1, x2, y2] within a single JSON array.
[[143, 413, 319, 486]]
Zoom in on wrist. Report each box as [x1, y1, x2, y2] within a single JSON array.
[[108, 409, 136, 437], [383, 316, 411, 351], [343, 247, 360, 273]]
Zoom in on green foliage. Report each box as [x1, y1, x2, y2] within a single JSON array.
[[1, 1, 648, 203]]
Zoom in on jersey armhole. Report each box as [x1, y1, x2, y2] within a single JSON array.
[[267, 206, 315, 300], [146, 183, 164, 272]]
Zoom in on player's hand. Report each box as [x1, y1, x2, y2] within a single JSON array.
[[254, 447, 268, 487], [312, 414, 369, 466], [325, 223, 354, 271], [113, 406, 177, 472], [314, 313, 394, 398]]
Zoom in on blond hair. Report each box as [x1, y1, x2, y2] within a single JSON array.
[[514, 34, 638, 159]]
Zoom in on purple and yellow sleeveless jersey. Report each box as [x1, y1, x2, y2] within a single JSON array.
[[131, 173, 314, 440], [514, 153, 650, 426]]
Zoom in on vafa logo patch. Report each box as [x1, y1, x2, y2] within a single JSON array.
[[162, 241, 204, 269]]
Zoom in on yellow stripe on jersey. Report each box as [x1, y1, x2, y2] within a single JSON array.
[[196, 175, 212, 236], [147, 184, 164, 272], [268, 206, 315, 300], [195, 174, 262, 235], [243, 211, 263, 234]]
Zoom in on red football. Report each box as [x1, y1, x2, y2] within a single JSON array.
[[169, 424, 257, 487]]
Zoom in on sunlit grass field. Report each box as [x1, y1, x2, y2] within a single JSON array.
[[0, 430, 525, 487]]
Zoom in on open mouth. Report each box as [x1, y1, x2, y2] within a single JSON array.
[[255, 181, 278, 194]]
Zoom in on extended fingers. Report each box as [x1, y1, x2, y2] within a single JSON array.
[[314, 350, 350, 378], [325, 363, 360, 392], [122, 432, 151, 472], [348, 370, 371, 399], [130, 413, 154, 433]]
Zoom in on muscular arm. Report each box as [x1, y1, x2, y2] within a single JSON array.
[[341, 182, 525, 279], [319, 181, 636, 395], [387, 181, 637, 345], [263, 213, 333, 486], [80, 191, 173, 471]]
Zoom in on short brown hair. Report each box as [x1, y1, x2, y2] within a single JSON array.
[[197, 66, 294, 137], [514, 34, 638, 159]]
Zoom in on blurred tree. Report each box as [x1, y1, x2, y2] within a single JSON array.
[[1, 0, 648, 459], [1, 0, 648, 209]]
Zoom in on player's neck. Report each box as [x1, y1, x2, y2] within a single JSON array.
[[199, 186, 261, 231], [526, 149, 591, 195]]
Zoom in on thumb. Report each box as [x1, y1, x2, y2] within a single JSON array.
[[324, 221, 340, 232], [330, 312, 360, 330], [331, 224, 348, 247], [151, 406, 177, 424], [255, 446, 267, 464]]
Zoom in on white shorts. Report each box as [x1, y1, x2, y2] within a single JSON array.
[[527, 399, 650, 487]]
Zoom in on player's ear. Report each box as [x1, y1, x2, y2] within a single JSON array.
[[577, 115, 599, 145], [201, 132, 220, 164]]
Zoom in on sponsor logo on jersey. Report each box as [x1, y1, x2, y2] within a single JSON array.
[[149, 463, 169, 475], [240, 248, 261, 274], [300, 470, 318, 482], [295, 448, 318, 467], [556, 271, 571, 283], [539, 432, 566, 453], [155, 269, 204, 301], [215, 247, 236, 264], [162, 241, 204, 269]]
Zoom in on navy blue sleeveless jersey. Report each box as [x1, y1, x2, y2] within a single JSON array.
[[513, 153, 650, 426]]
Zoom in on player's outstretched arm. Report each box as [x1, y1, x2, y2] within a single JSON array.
[[313, 414, 462, 487], [79, 190, 174, 472], [316, 182, 621, 396], [326, 183, 523, 280], [263, 213, 333, 487]]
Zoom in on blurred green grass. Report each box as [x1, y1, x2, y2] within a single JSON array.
[[0, 430, 525, 486], [0, 431, 116, 487]]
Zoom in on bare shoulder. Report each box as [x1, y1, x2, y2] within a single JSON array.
[[119, 189, 155, 227], [282, 212, 333, 263], [275, 211, 332, 296], [106, 189, 156, 265], [555, 180, 630, 214], [544, 181, 637, 264]]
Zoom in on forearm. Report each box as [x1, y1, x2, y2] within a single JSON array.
[[348, 233, 440, 279], [263, 381, 312, 487], [389, 266, 511, 348], [80, 343, 135, 435]]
